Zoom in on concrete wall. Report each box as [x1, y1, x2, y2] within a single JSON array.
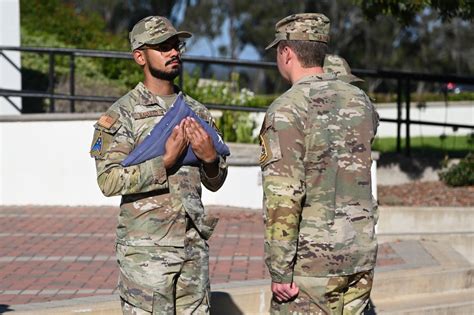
[[0, 0, 22, 114], [0, 115, 376, 207], [375, 101, 473, 137], [0, 117, 262, 207]]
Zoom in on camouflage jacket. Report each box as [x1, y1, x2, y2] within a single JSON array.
[[90, 82, 227, 247], [260, 73, 379, 282]]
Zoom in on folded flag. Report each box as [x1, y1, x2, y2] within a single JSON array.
[[121, 94, 230, 167]]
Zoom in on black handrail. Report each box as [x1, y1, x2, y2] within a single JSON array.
[[1, 45, 473, 156], [2, 46, 474, 82]]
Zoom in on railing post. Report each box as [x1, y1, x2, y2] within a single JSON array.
[[48, 52, 55, 112], [396, 78, 402, 153], [69, 53, 75, 112], [405, 79, 411, 156]]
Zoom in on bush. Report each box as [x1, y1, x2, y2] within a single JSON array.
[[439, 153, 474, 187], [182, 71, 261, 143]]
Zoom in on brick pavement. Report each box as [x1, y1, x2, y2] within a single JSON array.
[[0, 206, 400, 306]]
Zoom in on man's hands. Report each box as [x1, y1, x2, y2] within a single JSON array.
[[163, 119, 189, 169], [184, 117, 217, 163], [163, 117, 217, 169], [272, 282, 299, 303]]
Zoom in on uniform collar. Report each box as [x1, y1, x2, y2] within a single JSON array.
[[134, 82, 183, 108], [293, 72, 337, 85]]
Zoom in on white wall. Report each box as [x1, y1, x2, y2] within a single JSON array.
[[202, 166, 263, 209], [0, 117, 378, 207], [375, 101, 473, 138], [0, 0, 22, 114], [0, 120, 111, 205], [0, 118, 265, 207]]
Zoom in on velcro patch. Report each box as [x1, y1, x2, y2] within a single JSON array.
[[98, 113, 118, 129], [132, 110, 165, 120]]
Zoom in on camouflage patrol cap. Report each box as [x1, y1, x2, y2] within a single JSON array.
[[129, 16, 192, 51], [265, 13, 330, 50], [323, 54, 364, 83]]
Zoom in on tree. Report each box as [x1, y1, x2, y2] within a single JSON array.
[[356, 0, 474, 24], [67, 0, 186, 34]]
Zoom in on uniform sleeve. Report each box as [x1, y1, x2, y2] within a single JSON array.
[[200, 155, 228, 191], [198, 109, 228, 192], [260, 109, 306, 283], [371, 99, 380, 138], [91, 112, 169, 197]]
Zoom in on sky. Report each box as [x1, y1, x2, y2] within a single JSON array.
[[171, 6, 262, 61]]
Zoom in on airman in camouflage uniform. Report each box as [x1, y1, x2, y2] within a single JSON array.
[[261, 13, 379, 314], [323, 54, 364, 85], [90, 16, 227, 315]]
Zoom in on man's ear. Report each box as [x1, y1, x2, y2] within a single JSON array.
[[283, 46, 293, 64], [133, 49, 146, 66]]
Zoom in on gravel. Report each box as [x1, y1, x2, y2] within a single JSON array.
[[378, 181, 474, 207]]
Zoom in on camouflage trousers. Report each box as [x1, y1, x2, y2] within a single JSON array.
[[116, 227, 210, 315], [271, 270, 374, 315]]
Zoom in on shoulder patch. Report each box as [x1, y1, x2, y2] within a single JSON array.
[[98, 112, 119, 129], [90, 130, 104, 159], [259, 134, 269, 164], [258, 113, 281, 167]]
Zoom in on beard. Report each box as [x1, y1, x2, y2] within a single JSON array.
[[149, 57, 181, 81]]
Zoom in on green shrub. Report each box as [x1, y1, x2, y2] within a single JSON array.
[[182, 71, 260, 143], [439, 153, 474, 187]]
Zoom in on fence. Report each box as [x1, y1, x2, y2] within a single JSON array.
[[1, 45, 473, 155]]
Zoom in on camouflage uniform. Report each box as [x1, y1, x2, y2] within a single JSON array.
[[90, 16, 227, 315], [261, 14, 379, 315], [323, 54, 364, 85]]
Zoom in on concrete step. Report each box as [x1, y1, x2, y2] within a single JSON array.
[[373, 265, 473, 300], [373, 289, 474, 315], [212, 280, 271, 315], [8, 295, 120, 315], [376, 207, 474, 264], [377, 207, 474, 234], [378, 232, 474, 264], [373, 240, 473, 299]]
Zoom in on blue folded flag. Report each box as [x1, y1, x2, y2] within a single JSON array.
[[121, 94, 230, 167]]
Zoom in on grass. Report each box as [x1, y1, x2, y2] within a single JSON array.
[[373, 134, 474, 158], [370, 92, 474, 103]]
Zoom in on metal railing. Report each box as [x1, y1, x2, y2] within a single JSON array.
[[1, 45, 473, 155]]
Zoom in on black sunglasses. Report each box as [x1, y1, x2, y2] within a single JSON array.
[[143, 41, 186, 53]]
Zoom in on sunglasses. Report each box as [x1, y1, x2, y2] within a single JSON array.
[[142, 41, 186, 54]]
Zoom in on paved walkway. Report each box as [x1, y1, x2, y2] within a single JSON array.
[[0, 206, 401, 307]]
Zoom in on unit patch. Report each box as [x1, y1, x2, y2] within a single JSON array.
[[260, 132, 278, 166], [90, 131, 104, 158]]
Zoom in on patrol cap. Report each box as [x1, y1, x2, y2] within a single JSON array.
[[129, 16, 192, 51], [323, 54, 364, 83], [265, 13, 330, 50]]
